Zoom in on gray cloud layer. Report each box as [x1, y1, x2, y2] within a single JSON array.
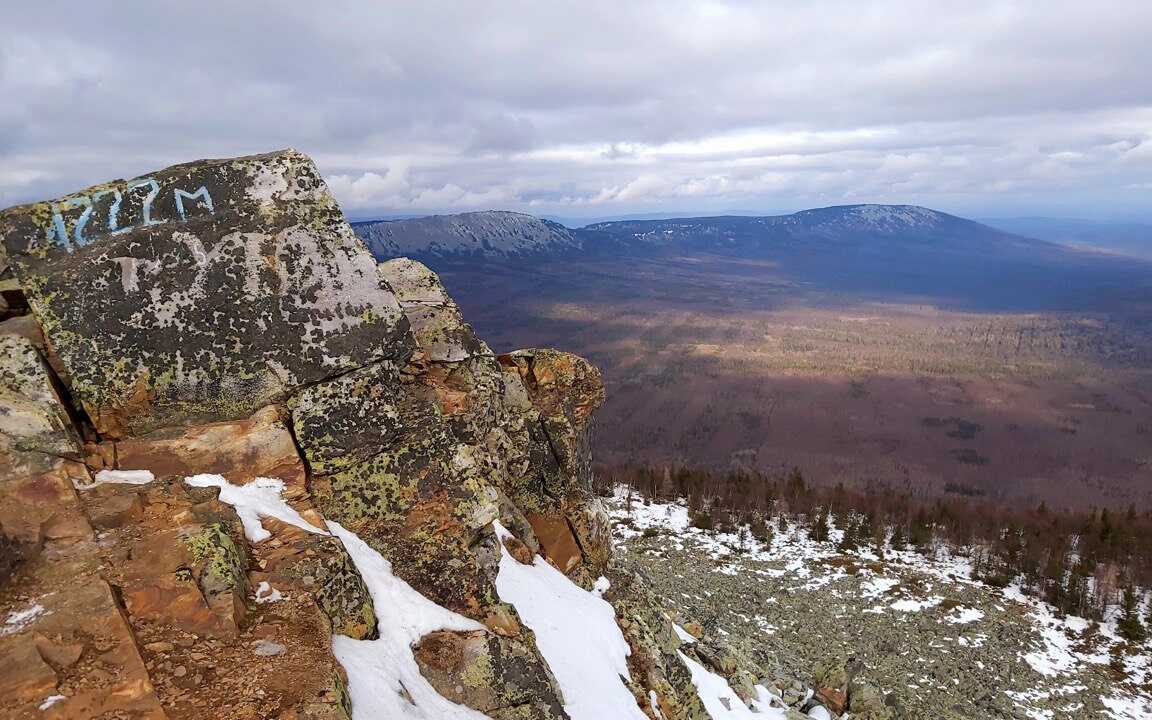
[[3, 1, 1151, 219]]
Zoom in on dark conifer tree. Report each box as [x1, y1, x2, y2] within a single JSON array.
[[1118, 585, 1147, 642]]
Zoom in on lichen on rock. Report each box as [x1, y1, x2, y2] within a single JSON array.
[[0, 149, 413, 438]]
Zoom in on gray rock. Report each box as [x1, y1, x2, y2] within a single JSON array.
[[252, 639, 287, 657], [378, 258, 490, 363], [413, 630, 566, 720], [0, 149, 412, 437], [0, 335, 78, 459], [848, 680, 894, 720]]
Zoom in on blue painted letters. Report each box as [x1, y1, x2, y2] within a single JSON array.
[[41, 178, 216, 250], [174, 186, 214, 221]]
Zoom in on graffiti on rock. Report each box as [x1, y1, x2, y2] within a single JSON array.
[[44, 179, 216, 251]]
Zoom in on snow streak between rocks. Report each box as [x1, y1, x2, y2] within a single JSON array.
[[493, 521, 649, 720]]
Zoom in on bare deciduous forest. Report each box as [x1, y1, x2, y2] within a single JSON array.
[[435, 252, 1152, 510], [604, 462, 1152, 640]]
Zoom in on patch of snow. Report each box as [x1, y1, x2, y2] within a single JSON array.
[[254, 581, 284, 604], [945, 606, 984, 624], [956, 634, 988, 648], [593, 576, 611, 597], [649, 690, 665, 719], [678, 650, 787, 719], [1101, 693, 1152, 720], [328, 520, 490, 720], [494, 521, 648, 720], [184, 474, 328, 543], [673, 623, 697, 645], [1014, 597, 1107, 678], [74, 468, 155, 490], [2, 602, 46, 635], [38, 695, 65, 710], [748, 684, 787, 713], [860, 576, 900, 598], [808, 706, 833, 720], [253, 639, 286, 657], [890, 596, 943, 612]]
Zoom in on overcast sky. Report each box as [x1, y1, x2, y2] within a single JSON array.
[[3, 1, 1151, 221]]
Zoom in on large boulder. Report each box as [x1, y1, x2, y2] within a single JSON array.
[[288, 354, 508, 622], [0, 149, 412, 438], [414, 629, 566, 720]]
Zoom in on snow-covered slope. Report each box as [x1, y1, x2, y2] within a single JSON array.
[[611, 489, 1152, 720]]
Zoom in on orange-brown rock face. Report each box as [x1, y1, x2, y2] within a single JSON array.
[[90, 406, 308, 499], [524, 513, 584, 575], [496, 348, 611, 579], [499, 348, 606, 434], [0, 330, 166, 718]]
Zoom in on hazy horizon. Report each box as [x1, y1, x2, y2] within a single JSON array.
[[344, 206, 1152, 227]]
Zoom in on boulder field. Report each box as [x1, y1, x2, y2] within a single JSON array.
[[0, 150, 770, 719]]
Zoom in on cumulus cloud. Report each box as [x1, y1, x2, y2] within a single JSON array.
[[2, 0, 1151, 219]]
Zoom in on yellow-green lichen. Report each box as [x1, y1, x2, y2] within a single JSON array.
[[459, 649, 496, 690], [185, 522, 246, 595]]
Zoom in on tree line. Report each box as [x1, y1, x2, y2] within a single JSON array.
[[599, 463, 1152, 642]]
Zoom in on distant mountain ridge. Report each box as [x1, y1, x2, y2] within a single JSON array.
[[353, 210, 579, 259], [354, 204, 1055, 261], [580, 204, 1058, 254], [979, 216, 1152, 260]]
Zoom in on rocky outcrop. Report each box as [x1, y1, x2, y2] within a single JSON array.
[[0, 333, 89, 550], [0, 150, 690, 720], [413, 630, 567, 720], [603, 569, 711, 720]]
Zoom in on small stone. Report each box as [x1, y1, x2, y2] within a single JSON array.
[[501, 535, 534, 565], [172, 666, 188, 678], [34, 636, 85, 668], [144, 641, 174, 653]]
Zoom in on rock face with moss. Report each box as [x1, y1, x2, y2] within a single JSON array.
[[0, 150, 701, 720], [0, 149, 411, 438]]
